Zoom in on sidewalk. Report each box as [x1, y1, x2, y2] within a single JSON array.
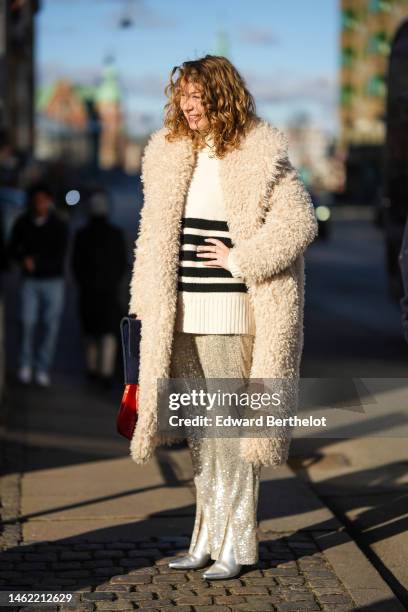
[[0, 372, 403, 612], [0, 199, 404, 611]]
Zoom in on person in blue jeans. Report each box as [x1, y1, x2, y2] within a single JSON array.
[[7, 182, 68, 387]]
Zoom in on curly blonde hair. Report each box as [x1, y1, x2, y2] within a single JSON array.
[[163, 55, 259, 158]]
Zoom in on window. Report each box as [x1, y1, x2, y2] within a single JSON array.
[[367, 32, 390, 55], [342, 8, 359, 29], [369, 0, 393, 12], [342, 47, 356, 67], [366, 74, 386, 97], [341, 84, 355, 105]]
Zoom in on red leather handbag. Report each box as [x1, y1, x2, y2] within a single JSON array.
[[117, 383, 139, 440], [116, 316, 141, 440]]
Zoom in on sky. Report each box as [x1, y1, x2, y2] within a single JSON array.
[[36, 0, 340, 137]]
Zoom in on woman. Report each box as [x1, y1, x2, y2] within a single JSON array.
[[129, 55, 318, 579]]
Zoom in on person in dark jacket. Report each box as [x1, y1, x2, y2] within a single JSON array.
[[7, 182, 68, 386], [399, 213, 408, 343], [72, 189, 128, 386]]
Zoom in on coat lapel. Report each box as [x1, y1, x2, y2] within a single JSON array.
[[141, 131, 197, 303], [219, 120, 290, 241], [142, 130, 197, 239]]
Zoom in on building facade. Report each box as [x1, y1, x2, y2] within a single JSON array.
[[340, 0, 408, 204], [340, 0, 408, 147]]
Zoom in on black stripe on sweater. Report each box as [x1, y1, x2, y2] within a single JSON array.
[[180, 250, 199, 262], [181, 249, 232, 263], [179, 266, 232, 278], [180, 234, 233, 248], [178, 281, 248, 293], [181, 217, 229, 231]]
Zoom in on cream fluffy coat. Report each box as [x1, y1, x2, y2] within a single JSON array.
[[128, 117, 318, 467]]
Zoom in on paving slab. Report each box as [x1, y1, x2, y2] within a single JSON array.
[[291, 436, 408, 608]]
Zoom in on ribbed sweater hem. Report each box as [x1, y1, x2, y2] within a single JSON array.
[[175, 292, 256, 335]]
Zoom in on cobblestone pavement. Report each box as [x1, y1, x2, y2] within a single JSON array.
[[0, 438, 23, 551], [0, 533, 356, 612], [0, 434, 358, 612]]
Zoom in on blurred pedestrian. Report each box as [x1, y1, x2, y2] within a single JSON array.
[[0, 209, 6, 405], [0, 131, 26, 242], [71, 189, 127, 387], [7, 182, 68, 386], [398, 213, 408, 343]]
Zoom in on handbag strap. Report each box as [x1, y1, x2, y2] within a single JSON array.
[[120, 316, 141, 358]]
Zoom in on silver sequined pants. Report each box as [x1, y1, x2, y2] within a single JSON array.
[[169, 331, 261, 565]]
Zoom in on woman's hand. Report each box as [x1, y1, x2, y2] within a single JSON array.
[[196, 238, 230, 270]]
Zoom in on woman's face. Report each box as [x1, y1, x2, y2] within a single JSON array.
[[180, 79, 210, 133]]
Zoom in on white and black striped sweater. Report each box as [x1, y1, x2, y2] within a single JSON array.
[[174, 137, 256, 334]]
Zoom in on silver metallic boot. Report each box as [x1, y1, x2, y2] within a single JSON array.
[[168, 515, 211, 569], [202, 518, 242, 580]]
